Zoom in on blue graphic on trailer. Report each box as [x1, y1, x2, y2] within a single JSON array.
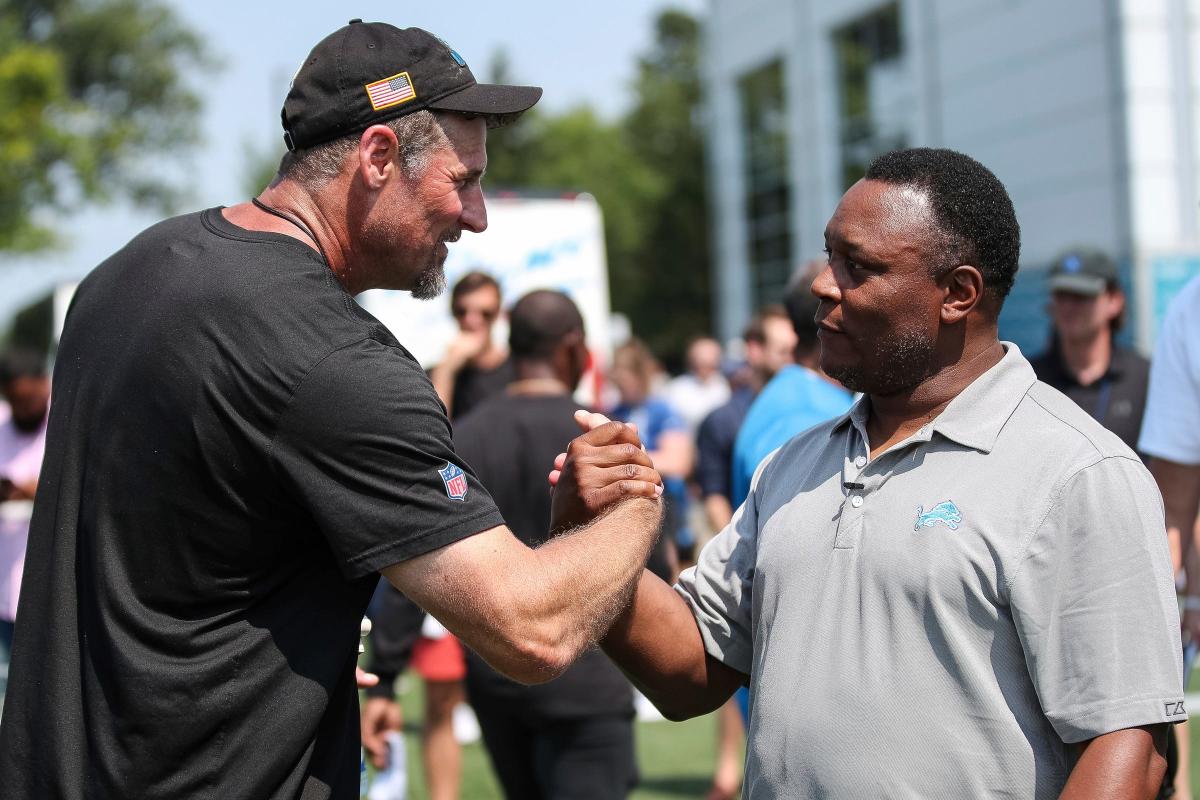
[[914, 500, 962, 531]]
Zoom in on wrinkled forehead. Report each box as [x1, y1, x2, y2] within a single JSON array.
[[826, 179, 938, 259]]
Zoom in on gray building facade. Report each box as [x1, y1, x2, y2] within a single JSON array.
[[704, 0, 1200, 352]]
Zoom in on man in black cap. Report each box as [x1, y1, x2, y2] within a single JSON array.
[[0, 21, 664, 799], [1029, 247, 1150, 455]]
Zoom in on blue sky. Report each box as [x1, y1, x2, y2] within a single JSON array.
[[2, 0, 704, 323]]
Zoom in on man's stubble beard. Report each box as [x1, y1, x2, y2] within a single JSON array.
[[410, 230, 461, 301], [824, 326, 938, 396]]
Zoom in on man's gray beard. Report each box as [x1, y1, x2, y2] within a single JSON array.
[[825, 327, 938, 396], [410, 260, 447, 300]]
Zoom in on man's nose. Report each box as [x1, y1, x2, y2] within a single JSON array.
[[811, 261, 838, 301], [461, 186, 487, 234]]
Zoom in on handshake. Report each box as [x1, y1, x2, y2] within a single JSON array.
[[547, 410, 665, 534]]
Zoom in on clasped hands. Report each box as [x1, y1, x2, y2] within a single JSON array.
[[548, 410, 664, 534]]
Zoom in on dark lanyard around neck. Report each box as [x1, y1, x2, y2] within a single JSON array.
[[251, 197, 329, 265]]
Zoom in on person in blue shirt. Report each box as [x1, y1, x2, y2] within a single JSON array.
[[731, 268, 855, 509], [610, 339, 694, 581]]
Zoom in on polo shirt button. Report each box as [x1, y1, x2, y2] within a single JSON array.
[[851, 495, 863, 508], [855, 455, 867, 468]]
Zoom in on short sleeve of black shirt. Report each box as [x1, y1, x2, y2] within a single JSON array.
[[273, 337, 504, 578]]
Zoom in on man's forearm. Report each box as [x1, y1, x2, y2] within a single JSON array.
[[514, 497, 665, 674], [1059, 725, 1167, 800], [601, 570, 745, 720], [385, 496, 662, 684]]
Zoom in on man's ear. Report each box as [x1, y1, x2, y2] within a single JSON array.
[[358, 125, 400, 190], [940, 264, 986, 325]]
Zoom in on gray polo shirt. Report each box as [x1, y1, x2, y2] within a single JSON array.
[[678, 344, 1184, 799]]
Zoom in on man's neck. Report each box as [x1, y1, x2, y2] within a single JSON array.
[[1058, 331, 1112, 386], [223, 182, 359, 291], [865, 338, 1004, 459], [509, 361, 570, 396]]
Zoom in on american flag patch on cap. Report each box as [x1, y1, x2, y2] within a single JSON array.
[[365, 71, 417, 111]]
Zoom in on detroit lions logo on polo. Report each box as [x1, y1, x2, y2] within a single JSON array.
[[914, 500, 962, 531]]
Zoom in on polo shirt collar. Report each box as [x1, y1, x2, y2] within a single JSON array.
[[829, 342, 1037, 454]]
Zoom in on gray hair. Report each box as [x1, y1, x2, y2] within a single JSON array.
[[278, 110, 451, 189]]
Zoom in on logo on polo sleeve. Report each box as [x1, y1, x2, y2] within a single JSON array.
[[914, 500, 962, 531], [438, 462, 468, 501]]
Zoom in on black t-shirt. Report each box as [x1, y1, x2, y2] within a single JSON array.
[[0, 209, 503, 799], [695, 386, 756, 501], [449, 357, 515, 420], [1029, 344, 1150, 457], [453, 392, 634, 720]]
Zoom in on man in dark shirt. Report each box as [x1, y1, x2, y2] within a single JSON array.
[[1030, 247, 1150, 455], [430, 270, 515, 419], [447, 290, 637, 799], [0, 22, 664, 800]]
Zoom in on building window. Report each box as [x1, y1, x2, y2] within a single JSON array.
[[834, 2, 907, 189], [739, 58, 791, 307]]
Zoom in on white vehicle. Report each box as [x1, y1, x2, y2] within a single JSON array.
[[358, 191, 614, 404]]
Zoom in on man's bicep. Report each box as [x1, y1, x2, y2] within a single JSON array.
[[273, 340, 503, 578], [1010, 459, 1185, 742]]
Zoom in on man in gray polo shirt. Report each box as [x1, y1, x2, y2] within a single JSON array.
[[600, 148, 1183, 798]]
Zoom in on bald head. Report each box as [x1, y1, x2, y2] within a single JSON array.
[[509, 290, 585, 361]]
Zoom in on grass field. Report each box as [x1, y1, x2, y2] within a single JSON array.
[[380, 679, 1200, 799], [373, 679, 720, 800]]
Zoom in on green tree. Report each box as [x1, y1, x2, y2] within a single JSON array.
[[0, 0, 208, 252], [487, 11, 712, 364], [619, 9, 710, 363]]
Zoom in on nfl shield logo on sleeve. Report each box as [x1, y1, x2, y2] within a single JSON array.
[[438, 462, 469, 501]]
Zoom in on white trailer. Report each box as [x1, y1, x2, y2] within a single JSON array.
[[358, 192, 614, 403]]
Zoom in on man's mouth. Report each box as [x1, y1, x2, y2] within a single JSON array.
[[817, 321, 845, 335]]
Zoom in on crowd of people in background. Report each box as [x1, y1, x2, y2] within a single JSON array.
[[0, 246, 1193, 796]]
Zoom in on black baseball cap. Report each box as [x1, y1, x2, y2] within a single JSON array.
[[281, 20, 542, 151], [1047, 247, 1120, 296]]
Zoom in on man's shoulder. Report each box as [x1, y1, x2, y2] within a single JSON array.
[[1016, 380, 1140, 465]]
